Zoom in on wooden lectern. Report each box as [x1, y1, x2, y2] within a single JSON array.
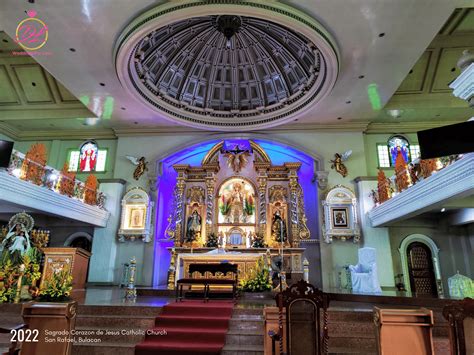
[[40, 248, 91, 290], [374, 307, 434, 355]]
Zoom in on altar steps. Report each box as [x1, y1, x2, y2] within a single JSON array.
[[223, 307, 264, 355], [72, 304, 161, 355]]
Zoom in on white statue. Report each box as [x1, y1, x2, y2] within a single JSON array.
[[0, 223, 32, 260]]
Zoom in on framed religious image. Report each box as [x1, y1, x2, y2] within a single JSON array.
[[129, 207, 146, 229], [118, 187, 154, 242], [322, 185, 360, 243], [332, 207, 348, 228]]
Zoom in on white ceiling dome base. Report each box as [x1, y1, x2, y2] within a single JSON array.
[[114, 0, 339, 131]]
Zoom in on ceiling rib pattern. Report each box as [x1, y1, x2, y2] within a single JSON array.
[[115, 1, 339, 130], [134, 16, 318, 114]]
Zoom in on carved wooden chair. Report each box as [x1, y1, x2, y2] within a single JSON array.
[[442, 297, 474, 355], [271, 280, 330, 355]]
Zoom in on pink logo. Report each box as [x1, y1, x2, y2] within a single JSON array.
[[15, 10, 49, 51]]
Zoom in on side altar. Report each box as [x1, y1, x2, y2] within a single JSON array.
[[164, 140, 311, 289]]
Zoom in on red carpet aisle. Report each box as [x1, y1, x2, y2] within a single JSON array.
[[135, 300, 234, 355]]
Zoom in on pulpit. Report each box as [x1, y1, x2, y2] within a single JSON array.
[[40, 247, 91, 290]]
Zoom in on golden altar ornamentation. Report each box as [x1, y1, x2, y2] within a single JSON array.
[[163, 140, 311, 289], [167, 247, 305, 290]]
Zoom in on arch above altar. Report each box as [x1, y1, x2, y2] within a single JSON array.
[[163, 140, 312, 289]]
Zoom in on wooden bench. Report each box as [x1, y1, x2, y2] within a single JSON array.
[[176, 263, 238, 302]]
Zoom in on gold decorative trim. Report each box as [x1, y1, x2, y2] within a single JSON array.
[[201, 140, 271, 165]]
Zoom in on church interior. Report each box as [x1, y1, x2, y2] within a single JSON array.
[[0, 1, 473, 354]]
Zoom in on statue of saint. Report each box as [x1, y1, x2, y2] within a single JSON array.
[[228, 182, 245, 223], [271, 210, 287, 243], [186, 210, 201, 242], [0, 223, 32, 263]]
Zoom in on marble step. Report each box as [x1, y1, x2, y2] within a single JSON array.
[[76, 314, 156, 329], [225, 328, 265, 346], [328, 320, 376, 338], [329, 348, 377, 355], [222, 344, 264, 355], [329, 336, 377, 351], [233, 307, 266, 316], [229, 318, 264, 331], [72, 342, 135, 355]]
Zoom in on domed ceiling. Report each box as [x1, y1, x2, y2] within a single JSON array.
[[115, 2, 339, 130]]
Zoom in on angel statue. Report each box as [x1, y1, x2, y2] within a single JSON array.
[[330, 150, 352, 178], [0, 223, 32, 264], [126, 156, 149, 180], [224, 145, 251, 173]]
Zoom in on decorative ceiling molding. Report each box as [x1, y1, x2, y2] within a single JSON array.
[[2, 120, 466, 140], [114, 0, 339, 131], [365, 120, 467, 133], [0, 122, 115, 141]]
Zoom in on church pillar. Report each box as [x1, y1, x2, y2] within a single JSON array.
[[354, 177, 395, 288], [173, 165, 188, 246], [204, 164, 218, 237], [255, 163, 269, 236], [88, 179, 126, 283]]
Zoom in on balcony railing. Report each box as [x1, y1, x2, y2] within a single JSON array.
[[6, 150, 106, 210], [371, 154, 464, 207]]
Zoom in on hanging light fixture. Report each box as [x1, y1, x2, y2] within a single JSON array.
[[216, 15, 242, 49]]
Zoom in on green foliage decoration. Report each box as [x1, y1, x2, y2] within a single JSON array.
[[39, 270, 73, 302], [239, 257, 271, 292]]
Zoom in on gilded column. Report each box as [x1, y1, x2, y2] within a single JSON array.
[[285, 163, 310, 247], [166, 165, 188, 246], [255, 162, 270, 236], [204, 163, 218, 237]]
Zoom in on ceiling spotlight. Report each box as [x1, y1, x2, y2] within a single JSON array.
[[440, 208, 446, 212], [388, 109, 402, 118], [84, 117, 100, 126]]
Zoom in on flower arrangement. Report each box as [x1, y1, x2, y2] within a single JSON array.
[[239, 257, 271, 292], [0, 247, 42, 303], [205, 233, 219, 248], [39, 269, 73, 302], [244, 195, 255, 216], [251, 233, 267, 248], [219, 195, 230, 215]]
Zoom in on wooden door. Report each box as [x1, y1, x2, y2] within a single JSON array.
[[407, 242, 437, 296]]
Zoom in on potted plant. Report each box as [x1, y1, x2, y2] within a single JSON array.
[[239, 257, 272, 295]]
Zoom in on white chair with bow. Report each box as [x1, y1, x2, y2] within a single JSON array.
[[349, 247, 382, 293]]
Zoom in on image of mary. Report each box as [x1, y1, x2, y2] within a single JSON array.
[[186, 210, 202, 241]]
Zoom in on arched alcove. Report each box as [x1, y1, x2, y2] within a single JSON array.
[[64, 232, 93, 252], [152, 138, 321, 287], [399, 234, 442, 294]]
